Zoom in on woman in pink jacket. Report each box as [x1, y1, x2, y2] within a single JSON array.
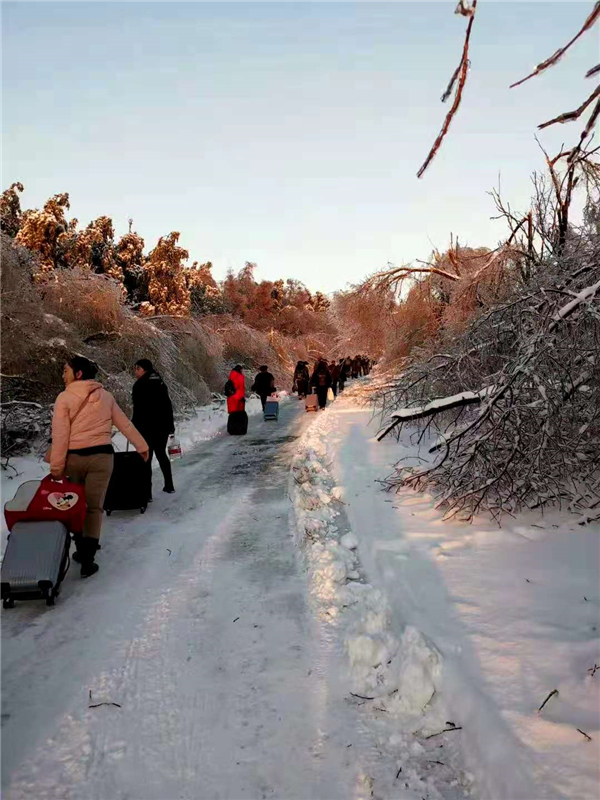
[[50, 356, 149, 577]]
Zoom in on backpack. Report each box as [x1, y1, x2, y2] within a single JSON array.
[[224, 379, 236, 397]]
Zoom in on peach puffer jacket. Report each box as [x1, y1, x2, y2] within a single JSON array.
[[51, 380, 147, 473]]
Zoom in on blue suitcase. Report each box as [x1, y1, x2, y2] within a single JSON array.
[[264, 399, 279, 420]]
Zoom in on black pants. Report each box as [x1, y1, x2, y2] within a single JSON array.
[[331, 381, 338, 397], [339, 378, 345, 392], [316, 387, 328, 409], [259, 393, 269, 411], [142, 431, 174, 493]]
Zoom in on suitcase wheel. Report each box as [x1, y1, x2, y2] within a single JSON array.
[[3, 597, 15, 609], [106, 510, 112, 516], [140, 506, 147, 514]]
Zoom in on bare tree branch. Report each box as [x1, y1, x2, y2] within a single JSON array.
[[538, 85, 600, 130], [510, 2, 600, 89], [417, 1, 478, 178]]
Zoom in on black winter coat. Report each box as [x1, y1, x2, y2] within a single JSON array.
[[132, 372, 175, 436], [252, 371, 275, 396], [310, 369, 332, 390]]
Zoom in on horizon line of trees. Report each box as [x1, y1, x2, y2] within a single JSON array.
[[0, 183, 332, 338]]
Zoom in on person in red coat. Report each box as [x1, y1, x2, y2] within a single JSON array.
[[227, 365, 246, 414]]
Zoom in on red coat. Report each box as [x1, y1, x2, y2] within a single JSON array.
[[227, 369, 246, 413]]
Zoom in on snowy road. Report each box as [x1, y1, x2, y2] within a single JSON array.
[[1, 401, 360, 800]]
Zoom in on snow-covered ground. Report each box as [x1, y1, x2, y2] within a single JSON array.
[[2, 385, 598, 799], [291, 382, 600, 800], [2, 396, 365, 800]]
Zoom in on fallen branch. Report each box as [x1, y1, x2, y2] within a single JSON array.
[[549, 278, 600, 331], [538, 689, 559, 712], [88, 690, 121, 709], [0, 400, 43, 409], [577, 728, 592, 741], [378, 387, 493, 441], [350, 692, 375, 700], [425, 726, 463, 740]]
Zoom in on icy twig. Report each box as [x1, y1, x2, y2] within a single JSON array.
[[577, 728, 593, 741], [510, 2, 600, 89], [417, 0, 478, 178], [538, 689, 559, 712], [425, 726, 463, 740], [538, 85, 600, 131], [350, 692, 375, 700], [88, 690, 121, 709]]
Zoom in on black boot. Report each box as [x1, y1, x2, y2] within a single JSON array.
[[80, 538, 100, 578], [71, 533, 84, 564]]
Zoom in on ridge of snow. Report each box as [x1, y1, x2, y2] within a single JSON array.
[[289, 403, 474, 799]]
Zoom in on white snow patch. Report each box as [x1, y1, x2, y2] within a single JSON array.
[[341, 532, 359, 550]]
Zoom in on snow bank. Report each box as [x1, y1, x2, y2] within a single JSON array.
[[290, 405, 473, 798], [320, 392, 600, 800]]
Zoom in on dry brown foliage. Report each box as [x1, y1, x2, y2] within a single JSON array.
[[139, 231, 191, 317], [1, 182, 24, 237], [15, 192, 72, 276]]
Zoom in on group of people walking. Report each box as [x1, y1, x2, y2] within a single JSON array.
[[48, 353, 373, 578], [293, 354, 374, 409], [49, 356, 176, 578]]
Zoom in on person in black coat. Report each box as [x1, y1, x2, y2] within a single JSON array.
[[252, 365, 275, 410], [310, 361, 332, 409], [132, 359, 175, 495]]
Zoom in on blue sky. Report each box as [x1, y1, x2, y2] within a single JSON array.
[[2, 2, 597, 292]]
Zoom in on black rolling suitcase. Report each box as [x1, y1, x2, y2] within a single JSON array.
[[104, 451, 150, 515], [1, 520, 71, 608], [227, 410, 248, 436]]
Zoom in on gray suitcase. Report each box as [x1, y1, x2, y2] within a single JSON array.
[[264, 398, 279, 420], [1, 520, 71, 608]]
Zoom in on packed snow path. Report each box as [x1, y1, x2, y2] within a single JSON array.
[[1, 402, 358, 800]]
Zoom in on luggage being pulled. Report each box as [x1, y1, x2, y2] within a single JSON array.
[[1, 520, 71, 608], [104, 451, 150, 515], [4, 476, 86, 533], [264, 398, 279, 421], [227, 410, 248, 436], [305, 392, 318, 412]]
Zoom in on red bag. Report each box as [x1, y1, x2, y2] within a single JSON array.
[[4, 475, 87, 533]]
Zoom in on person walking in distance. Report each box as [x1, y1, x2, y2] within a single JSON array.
[[293, 360, 309, 399], [339, 358, 349, 392], [50, 356, 149, 577], [310, 360, 332, 410], [132, 359, 176, 496], [252, 365, 275, 411], [226, 365, 246, 414], [329, 360, 340, 397]]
